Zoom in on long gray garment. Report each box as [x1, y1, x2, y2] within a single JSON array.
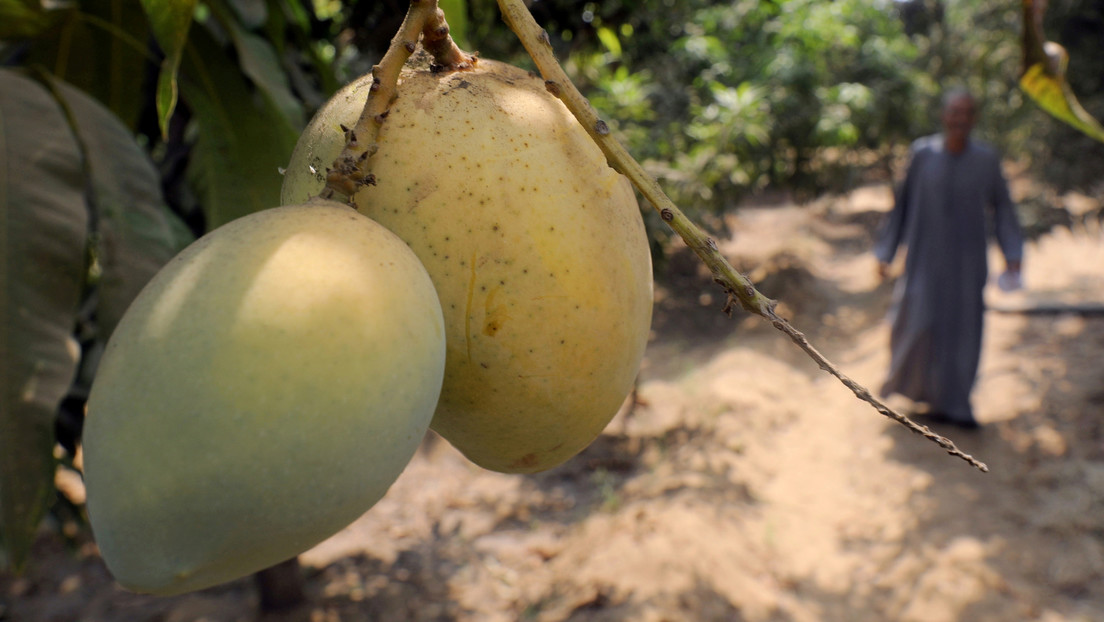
[[874, 134, 1024, 422]]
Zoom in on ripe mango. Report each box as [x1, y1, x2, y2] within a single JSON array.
[[282, 59, 653, 473], [81, 201, 445, 595]]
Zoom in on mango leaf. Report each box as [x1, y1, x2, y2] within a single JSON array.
[[0, 0, 66, 39], [217, 13, 305, 129], [1020, 0, 1104, 143], [181, 26, 299, 227], [596, 26, 622, 59], [272, 0, 308, 31], [140, 0, 199, 138], [268, 0, 340, 100], [50, 81, 194, 338], [24, 2, 153, 130], [0, 69, 88, 571], [1020, 62, 1104, 144], [227, 0, 267, 29], [439, 0, 469, 50]]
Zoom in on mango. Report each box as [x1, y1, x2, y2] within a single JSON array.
[[282, 59, 653, 473], [81, 200, 445, 595]]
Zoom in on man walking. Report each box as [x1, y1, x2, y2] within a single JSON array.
[[874, 89, 1024, 428]]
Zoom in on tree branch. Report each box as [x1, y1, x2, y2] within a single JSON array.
[[495, 0, 988, 472]]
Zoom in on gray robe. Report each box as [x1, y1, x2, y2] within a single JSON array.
[[874, 134, 1024, 422]]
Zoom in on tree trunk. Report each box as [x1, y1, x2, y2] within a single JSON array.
[[255, 556, 306, 613]]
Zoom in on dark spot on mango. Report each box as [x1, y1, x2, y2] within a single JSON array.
[[511, 453, 539, 469]]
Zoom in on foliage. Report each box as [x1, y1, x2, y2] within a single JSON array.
[[0, 0, 354, 570], [467, 0, 1102, 208], [0, 67, 191, 570], [0, 70, 87, 571], [467, 0, 930, 215], [2, 1, 332, 229]]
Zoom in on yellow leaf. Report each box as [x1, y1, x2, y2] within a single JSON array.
[[1020, 63, 1104, 143]]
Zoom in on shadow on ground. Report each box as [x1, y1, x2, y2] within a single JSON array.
[[875, 309, 1104, 620]]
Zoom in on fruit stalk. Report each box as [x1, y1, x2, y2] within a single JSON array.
[[495, 0, 988, 473], [322, 0, 475, 201]]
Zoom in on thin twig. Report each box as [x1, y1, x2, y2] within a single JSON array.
[[321, 0, 475, 201], [767, 312, 988, 471], [495, 0, 988, 472]]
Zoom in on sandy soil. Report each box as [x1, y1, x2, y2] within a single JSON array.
[[3, 182, 1104, 622]]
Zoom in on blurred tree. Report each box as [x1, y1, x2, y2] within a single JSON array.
[[461, 0, 1100, 207], [467, 0, 928, 211]]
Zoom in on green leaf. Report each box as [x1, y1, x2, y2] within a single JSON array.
[[268, 0, 339, 99], [439, 0, 469, 50], [49, 82, 194, 337], [218, 15, 305, 129], [226, 0, 266, 29], [596, 26, 622, 59], [0, 0, 65, 39], [273, 0, 308, 31], [140, 0, 199, 138], [181, 26, 299, 227], [24, 4, 153, 130], [0, 69, 88, 571]]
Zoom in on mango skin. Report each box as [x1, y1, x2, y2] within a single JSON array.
[[81, 201, 445, 595], [282, 60, 653, 473]]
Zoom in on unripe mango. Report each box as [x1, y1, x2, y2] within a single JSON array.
[[282, 59, 653, 473], [82, 201, 445, 595]]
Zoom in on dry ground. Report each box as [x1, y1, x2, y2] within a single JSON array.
[[3, 182, 1104, 622]]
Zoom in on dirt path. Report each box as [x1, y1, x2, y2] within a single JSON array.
[[3, 184, 1103, 621]]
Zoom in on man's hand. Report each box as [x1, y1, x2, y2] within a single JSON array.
[[876, 261, 891, 281], [998, 260, 1024, 292]]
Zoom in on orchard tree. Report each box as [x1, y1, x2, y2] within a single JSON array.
[[1, 0, 1099, 606]]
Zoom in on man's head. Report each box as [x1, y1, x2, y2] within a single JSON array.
[[941, 88, 976, 153]]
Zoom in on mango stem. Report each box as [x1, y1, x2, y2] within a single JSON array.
[[322, 0, 476, 202]]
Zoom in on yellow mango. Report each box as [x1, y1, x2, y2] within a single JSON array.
[[282, 59, 652, 473], [82, 201, 445, 595]]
